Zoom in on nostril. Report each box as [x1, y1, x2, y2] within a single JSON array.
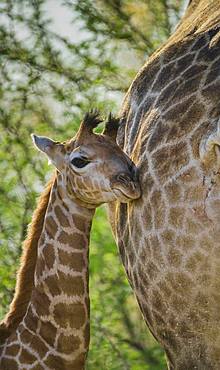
[[113, 171, 141, 199], [131, 182, 137, 189], [116, 173, 131, 183]]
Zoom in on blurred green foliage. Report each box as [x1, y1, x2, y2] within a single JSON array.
[[0, 0, 184, 368]]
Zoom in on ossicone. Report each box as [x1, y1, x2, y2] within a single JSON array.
[[76, 109, 103, 141], [103, 113, 120, 141]]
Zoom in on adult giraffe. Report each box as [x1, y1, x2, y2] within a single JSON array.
[[110, 0, 220, 369]]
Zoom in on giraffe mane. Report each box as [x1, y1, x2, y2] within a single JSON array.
[[102, 113, 120, 140], [0, 176, 54, 343], [83, 109, 103, 131]]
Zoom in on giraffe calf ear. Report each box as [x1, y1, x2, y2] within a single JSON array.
[[31, 134, 64, 170], [31, 134, 56, 155]]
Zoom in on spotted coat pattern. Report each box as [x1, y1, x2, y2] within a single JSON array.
[[111, 1, 220, 369], [0, 177, 93, 370]]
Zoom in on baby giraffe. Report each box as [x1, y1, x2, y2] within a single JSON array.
[[0, 112, 141, 370]]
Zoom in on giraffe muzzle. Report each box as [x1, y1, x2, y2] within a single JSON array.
[[111, 172, 141, 201]]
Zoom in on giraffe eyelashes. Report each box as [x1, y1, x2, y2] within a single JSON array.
[[71, 156, 90, 168]]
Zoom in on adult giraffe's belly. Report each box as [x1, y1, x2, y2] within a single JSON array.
[[110, 29, 220, 369]]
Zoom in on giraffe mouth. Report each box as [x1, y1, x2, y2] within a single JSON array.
[[111, 173, 141, 201], [112, 184, 141, 201], [113, 188, 132, 201]]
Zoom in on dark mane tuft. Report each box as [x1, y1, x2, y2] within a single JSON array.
[[106, 113, 120, 130], [103, 113, 120, 140], [83, 109, 103, 131]]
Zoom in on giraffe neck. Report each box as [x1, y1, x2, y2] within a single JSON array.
[[0, 175, 95, 369], [33, 173, 94, 325]]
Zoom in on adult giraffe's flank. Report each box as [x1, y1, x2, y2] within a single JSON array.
[[110, 0, 220, 369], [0, 112, 141, 370]]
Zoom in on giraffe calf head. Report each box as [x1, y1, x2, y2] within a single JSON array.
[[32, 111, 141, 206]]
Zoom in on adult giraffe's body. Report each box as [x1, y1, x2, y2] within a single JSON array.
[[110, 1, 220, 368]]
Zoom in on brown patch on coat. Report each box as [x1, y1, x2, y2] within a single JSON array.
[[72, 214, 88, 232], [32, 289, 51, 316], [54, 302, 86, 329], [152, 142, 189, 183], [45, 215, 59, 236], [45, 273, 84, 297], [44, 355, 65, 370], [24, 306, 38, 333], [19, 348, 37, 364], [39, 321, 57, 347], [0, 358, 19, 369], [58, 250, 85, 271], [5, 344, 20, 357], [22, 329, 48, 357], [58, 231, 85, 249], [169, 207, 185, 229], [54, 205, 70, 228], [43, 243, 55, 269], [56, 333, 81, 354], [71, 353, 87, 370]]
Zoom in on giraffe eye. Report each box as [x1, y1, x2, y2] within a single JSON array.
[[71, 157, 89, 168]]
